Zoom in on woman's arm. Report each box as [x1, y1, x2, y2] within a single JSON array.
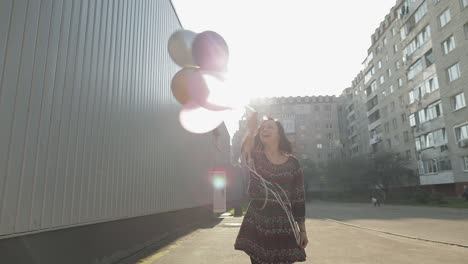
[[291, 160, 306, 225], [241, 112, 258, 162]]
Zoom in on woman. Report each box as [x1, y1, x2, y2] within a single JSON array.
[[234, 113, 308, 264]]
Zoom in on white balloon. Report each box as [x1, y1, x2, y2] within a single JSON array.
[[179, 102, 227, 134], [168, 30, 197, 67]]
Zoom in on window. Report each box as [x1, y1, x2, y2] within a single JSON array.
[[383, 37, 387, 46], [390, 85, 394, 94], [391, 102, 395, 112], [403, 25, 431, 57], [415, 1, 428, 23], [418, 109, 427, 123], [455, 124, 468, 142], [424, 159, 438, 174], [408, 59, 423, 80], [425, 49, 434, 67], [425, 75, 439, 93], [382, 90, 387, 98], [325, 105, 332, 111], [447, 63, 461, 82], [380, 75, 385, 84], [415, 128, 447, 150], [393, 118, 398, 129], [317, 143, 323, 149], [364, 66, 375, 83], [327, 133, 333, 140], [401, 113, 407, 123], [462, 156, 468, 171], [398, 78, 403, 87], [368, 110, 380, 124], [378, 60, 382, 69], [387, 68, 392, 77], [394, 44, 399, 54], [392, 27, 397, 36], [409, 114, 416, 126], [425, 100, 443, 121], [371, 81, 377, 92], [404, 131, 410, 142], [421, 157, 452, 174], [409, 76, 439, 104], [452, 93, 466, 110], [442, 35, 456, 55], [384, 122, 390, 132], [352, 146, 359, 154], [433, 128, 447, 146], [396, 61, 401, 69], [438, 158, 452, 171], [439, 9, 451, 28], [387, 139, 392, 148]]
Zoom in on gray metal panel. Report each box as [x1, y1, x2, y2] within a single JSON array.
[[0, 0, 227, 238]]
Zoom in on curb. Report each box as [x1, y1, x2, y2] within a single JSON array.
[[324, 218, 468, 249]]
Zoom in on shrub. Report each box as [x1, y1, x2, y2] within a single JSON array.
[[414, 190, 430, 204]]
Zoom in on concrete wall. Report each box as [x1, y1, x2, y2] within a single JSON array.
[[0, 0, 228, 240]]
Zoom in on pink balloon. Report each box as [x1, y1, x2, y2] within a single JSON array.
[[179, 103, 227, 134], [192, 31, 229, 72]]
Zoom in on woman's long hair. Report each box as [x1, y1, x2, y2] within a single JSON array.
[[254, 117, 292, 154]]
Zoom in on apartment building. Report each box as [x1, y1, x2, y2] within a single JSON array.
[[342, 0, 468, 195], [231, 96, 342, 192]]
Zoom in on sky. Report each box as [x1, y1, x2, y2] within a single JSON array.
[[171, 0, 397, 135], [172, 0, 397, 99]]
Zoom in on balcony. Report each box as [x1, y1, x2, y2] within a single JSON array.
[[370, 133, 382, 145], [407, 89, 440, 114], [413, 116, 445, 137], [420, 171, 454, 185]]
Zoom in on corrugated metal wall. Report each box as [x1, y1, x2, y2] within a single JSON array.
[[0, 0, 226, 238]]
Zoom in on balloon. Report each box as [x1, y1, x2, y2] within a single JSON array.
[[168, 30, 197, 67], [192, 31, 229, 71], [179, 102, 226, 134], [171, 67, 207, 105]]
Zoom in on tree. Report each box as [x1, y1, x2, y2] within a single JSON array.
[[367, 151, 415, 198]]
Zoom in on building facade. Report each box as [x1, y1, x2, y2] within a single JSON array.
[[0, 1, 230, 263], [341, 0, 468, 195]]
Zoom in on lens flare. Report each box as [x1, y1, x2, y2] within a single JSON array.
[[212, 175, 226, 189], [179, 102, 226, 134]]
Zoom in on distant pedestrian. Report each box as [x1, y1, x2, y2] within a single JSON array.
[[372, 196, 381, 207], [463, 186, 468, 201], [371, 190, 382, 207]]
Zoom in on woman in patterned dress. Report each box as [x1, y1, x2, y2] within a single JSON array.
[[234, 113, 308, 264]]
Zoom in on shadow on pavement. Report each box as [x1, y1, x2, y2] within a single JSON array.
[[117, 217, 223, 264]]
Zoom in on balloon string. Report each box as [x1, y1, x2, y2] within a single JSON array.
[[244, 163, 301, 246]]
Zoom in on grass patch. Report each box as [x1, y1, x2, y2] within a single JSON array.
[[318, 196, 468, 209]]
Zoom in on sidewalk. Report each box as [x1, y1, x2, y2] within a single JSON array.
[[132, 202, 468, 264]]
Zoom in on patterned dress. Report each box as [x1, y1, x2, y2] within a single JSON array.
[[234, 151, 306, 264]]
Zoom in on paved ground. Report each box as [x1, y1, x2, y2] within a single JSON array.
[[133, 202, 468, 264]]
